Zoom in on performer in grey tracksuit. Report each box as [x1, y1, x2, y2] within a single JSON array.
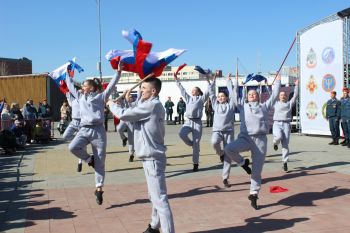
[[117, 91, 140, 162], [117, 120, 135, 161], [109, 77, 175, 233], [174, 73, 210, 172], [66, 67, 121, 205], [63, 91, 84, 172], [272, 79, 299, 172], [210, 74, 237, 187], [225, 76, 281, 210]]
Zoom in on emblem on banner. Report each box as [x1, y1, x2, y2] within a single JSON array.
[[306, 101, 318, 120], [321, 102, 327, 119], [306, 75, 317, 94], [322, 47, 335, 64], [306, 48, 317, 68], [322, 74, 336, 92]]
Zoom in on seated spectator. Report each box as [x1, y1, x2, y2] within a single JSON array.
[[1, 102, 12, 130], [0, 129, 16, 154], [10, 120, 27, 148], [10, 102, 24, 120], [38, 99, 53, 118]]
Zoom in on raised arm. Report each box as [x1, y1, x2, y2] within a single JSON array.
[[175, 79, 190, 101], [290, 79, 299, 106], [209, 81, 217, 109], [65, 73, 80, 99], [65, 92, 74, 106], [264, 76, 281, 110], [103, 70, 121, 102], [109, 101, 153, 123], [239, 83, 247, 106], [226, 74, 237, 108], [202, 73, 212, 102]]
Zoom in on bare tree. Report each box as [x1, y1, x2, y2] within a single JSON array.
[[0, 61, 9, 76]]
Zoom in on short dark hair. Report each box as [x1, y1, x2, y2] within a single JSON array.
[[144, 77, 162, 94], [218, 91, 228, 97]]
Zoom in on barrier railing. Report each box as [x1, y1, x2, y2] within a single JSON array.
[[0, 118, 54, 139]]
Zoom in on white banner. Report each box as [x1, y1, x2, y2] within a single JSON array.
[[300, 19, 344, 135]]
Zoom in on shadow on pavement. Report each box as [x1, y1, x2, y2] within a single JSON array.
[[0, 142, 75, 232], [192, 216, 308, 233], [107, 185, 248, 209], [259, 186, 350, 209]]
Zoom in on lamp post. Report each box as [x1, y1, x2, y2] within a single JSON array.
[[97, 0, 102, 81]]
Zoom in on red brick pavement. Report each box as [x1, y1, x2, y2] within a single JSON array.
[[24, 169, 350, 233]]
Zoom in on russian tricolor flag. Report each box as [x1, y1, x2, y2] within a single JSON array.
[[106, 29, 185, 79], [49, 58, 84, 86]]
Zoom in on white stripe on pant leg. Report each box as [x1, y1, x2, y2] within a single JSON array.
[[117, 121, 127, 140], [211, 132, 223, 156], [90, 125, 107, 188], [127, 125, 135, 155], [250, 135, 267, 195], [222, 131, 233, 180], [281, 122, 291, 163], [272, 122, 283, 145], [143, 162, 161, 229], [192, 120, 202, 164], [143, 159, 175, 233]]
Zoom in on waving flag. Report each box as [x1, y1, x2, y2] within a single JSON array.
[[49, 58, 84, 86], [175, 63, 187, 76], [106, 29, 185, 79], [59, 80, 69, 94], [243, 73, 267, 84], [194, 65, 211, 75]]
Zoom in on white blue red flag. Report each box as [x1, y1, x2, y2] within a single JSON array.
[[49, 58, 84, 86], [106, 29, 185, 79], [243, 73, 267, 84]]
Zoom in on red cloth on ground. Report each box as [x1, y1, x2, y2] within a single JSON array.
[[270, 186, 289, 193]]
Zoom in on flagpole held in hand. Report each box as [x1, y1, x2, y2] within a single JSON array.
[[272, 37, 296, 85], [114, 72, 155, 102]]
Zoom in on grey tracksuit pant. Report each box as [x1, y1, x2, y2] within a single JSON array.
[[63, 119, 83, 164], [143, 157, 175, 233], [179, 118, 202, 164], [69, 124, 106, 187], [225, 134, 267, 195], [117, 121, 135, 155], [63, 119, 80, 141], [273, 121, 291, 163], [211, 131, 233, 180]]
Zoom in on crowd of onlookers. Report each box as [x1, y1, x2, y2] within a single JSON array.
[[0, 98, 53, 154]]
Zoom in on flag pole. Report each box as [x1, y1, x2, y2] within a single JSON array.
[[272, 37, 296, 85], [114, 72, 154, 102]]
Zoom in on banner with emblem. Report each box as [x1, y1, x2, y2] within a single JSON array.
[[299, 19, 344, 135]]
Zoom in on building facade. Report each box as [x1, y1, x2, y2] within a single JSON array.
[[0, 57, 32, 76]]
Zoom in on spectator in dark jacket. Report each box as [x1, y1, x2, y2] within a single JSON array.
[[10, 120, 27, 147], [177, 97, 186, 124], [164, 97, 175, 121], [205, 98, 214, 127], [38, 99, 53, 118]]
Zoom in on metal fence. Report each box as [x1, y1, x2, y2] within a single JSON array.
[[0, 118, 55, 139]]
